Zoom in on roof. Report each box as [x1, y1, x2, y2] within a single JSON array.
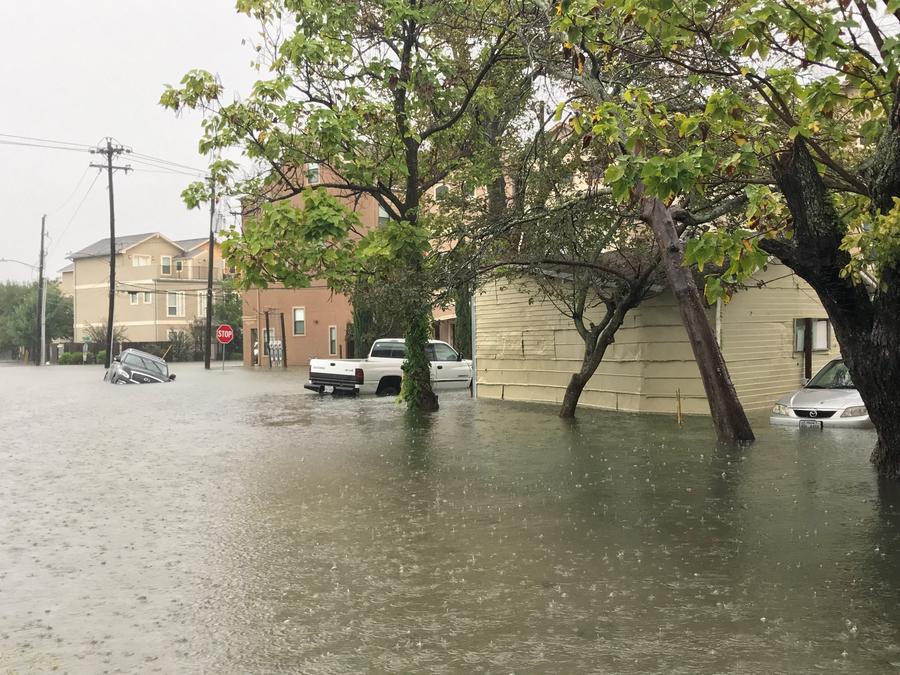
[[69, 233, 158, 260], [174, 238, 209, 252], [68, 232, 207, 260], [58, 263, 74, 273]]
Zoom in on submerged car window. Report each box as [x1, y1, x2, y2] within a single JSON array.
[[138, 356, 167, 378], [123, 354, 141, 368], [807, 361, 854, 388]]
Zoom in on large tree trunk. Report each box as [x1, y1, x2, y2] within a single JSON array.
[[400, 296, 439, 412], [762, 137, 900, 478], [560, 372, 589, 418], [641, 197, 755, 443]]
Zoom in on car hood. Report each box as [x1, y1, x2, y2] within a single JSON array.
[[778, 387, 863, 409]]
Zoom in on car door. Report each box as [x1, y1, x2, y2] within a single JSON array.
[[428, 342, 470, 391]]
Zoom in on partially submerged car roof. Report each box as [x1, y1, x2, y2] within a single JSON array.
[[121, 348, 167, 363]]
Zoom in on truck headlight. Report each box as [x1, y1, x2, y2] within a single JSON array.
[[772, 404, 791, 416], [841, 406, 867, 418]]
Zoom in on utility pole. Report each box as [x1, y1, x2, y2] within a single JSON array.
[[34, 215, 46, 366], [90, 138, 130, 368], [204, 178, 216, 369]]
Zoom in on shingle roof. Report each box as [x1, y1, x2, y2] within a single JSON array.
[[69, 233, 160, 260], [58, 263, 74, 273], [174, 238, 209, 252]]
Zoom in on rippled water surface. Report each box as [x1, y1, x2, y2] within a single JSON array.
[[1, 363, 899, 673]]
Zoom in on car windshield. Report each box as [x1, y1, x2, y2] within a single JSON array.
[[124, 353, 168, 378], [806, 360, 855, 389]]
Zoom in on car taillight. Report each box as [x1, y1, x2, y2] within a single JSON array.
[[355, 368, 364, 384]]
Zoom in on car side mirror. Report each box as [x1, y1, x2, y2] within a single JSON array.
[[113, 355, 121, 362], [456, 352, 462, 361], [169, 374, 176, 381], [801, 377, 809, 386]]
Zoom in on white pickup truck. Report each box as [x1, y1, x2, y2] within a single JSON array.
[[305, 338, 473, 396]]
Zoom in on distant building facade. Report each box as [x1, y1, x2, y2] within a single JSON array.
[[66, 232, 224, 343]]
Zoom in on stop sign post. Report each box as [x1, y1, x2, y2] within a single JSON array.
[[216, 324, 234, 370]]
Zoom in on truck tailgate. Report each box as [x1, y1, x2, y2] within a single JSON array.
[[309, 358, 363, 390]]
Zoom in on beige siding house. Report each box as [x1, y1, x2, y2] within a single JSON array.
[[68, 233, 224, 343], [475, 263, 839, 415]]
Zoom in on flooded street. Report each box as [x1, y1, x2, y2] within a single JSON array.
[[1, 363, 899, 673]]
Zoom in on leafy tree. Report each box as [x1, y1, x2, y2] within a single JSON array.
[[555, 0, 900, 476], [0, 282, 32, 354], [161, 0, 530, 411], [2, 282, 73, 356], [544, 1, 756, 442], [84, 322, 127, 349]]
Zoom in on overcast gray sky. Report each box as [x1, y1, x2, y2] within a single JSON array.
[[0, 1, 259, 284]]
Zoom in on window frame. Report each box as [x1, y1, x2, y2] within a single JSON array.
[[175, 260, 184, 273], [292, 307, 306, 336], [306, 163, 320, 185], [328, 325, 338, 356], [435, 184, 449, 201], [166, 291, 185, 317], [132, 254, 151, 267], [128, 291, 139, 305], [794, 318, 831, 353], [143, 292, 152, 304], [161, 255, 172, 276]]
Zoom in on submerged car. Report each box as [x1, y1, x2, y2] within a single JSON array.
[[770, 358, 871, 429], [103, 348, 175, 384]]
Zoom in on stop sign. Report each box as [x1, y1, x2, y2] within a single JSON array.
[[216, 324, 234, 344]]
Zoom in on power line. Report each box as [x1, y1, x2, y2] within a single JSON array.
[[0, 139, 93, 153], [49, 165, 92, 214], [49, 171, 103, 255], [0, 133, 94, 148], [129, 151, 207, 174]]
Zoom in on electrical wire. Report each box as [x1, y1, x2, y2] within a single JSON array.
[[0, 133, 94, 149], [48, 171, 102, 255], [0, 139, 93, 153], [49, 166, 92, 214]]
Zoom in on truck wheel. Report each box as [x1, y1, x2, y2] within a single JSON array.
[[376, 377, 401, 397]]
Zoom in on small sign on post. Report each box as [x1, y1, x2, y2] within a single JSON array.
[[216, 324, 234, 371]]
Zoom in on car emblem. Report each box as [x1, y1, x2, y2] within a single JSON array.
[[809, 410, 818, 418]]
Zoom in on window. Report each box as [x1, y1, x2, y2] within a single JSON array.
[[328, 326, 337, 355], [435, 184, 449, 201], [378, 205, 390, 227], [166, 291, 185, 317], [161, 256, 172, 275], [132, 255, 151, 267], [306, 163, 320, 184], [429, 342, 459, 362], [292, 307, 305, 336], [175, 260, 184, 273], [129, 292, 138, 305], [794, 318, 831, 352], [143, 292, 152, 304], [197, 291, 207, 316], [371, 341, 406, 359]]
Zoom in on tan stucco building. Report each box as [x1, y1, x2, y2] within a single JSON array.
[[474, 264, 839, 415], [66, 233, 224, 343]]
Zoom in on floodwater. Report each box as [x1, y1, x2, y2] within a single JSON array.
[[1, 363, 899, 674]]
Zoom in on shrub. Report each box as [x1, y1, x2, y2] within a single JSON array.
[[96, 350, 107, 365], [83, 352, 96, 365], [58, 352, 82, 365]]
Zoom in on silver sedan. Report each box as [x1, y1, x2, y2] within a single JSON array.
[[770, 359, 872, 429]]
